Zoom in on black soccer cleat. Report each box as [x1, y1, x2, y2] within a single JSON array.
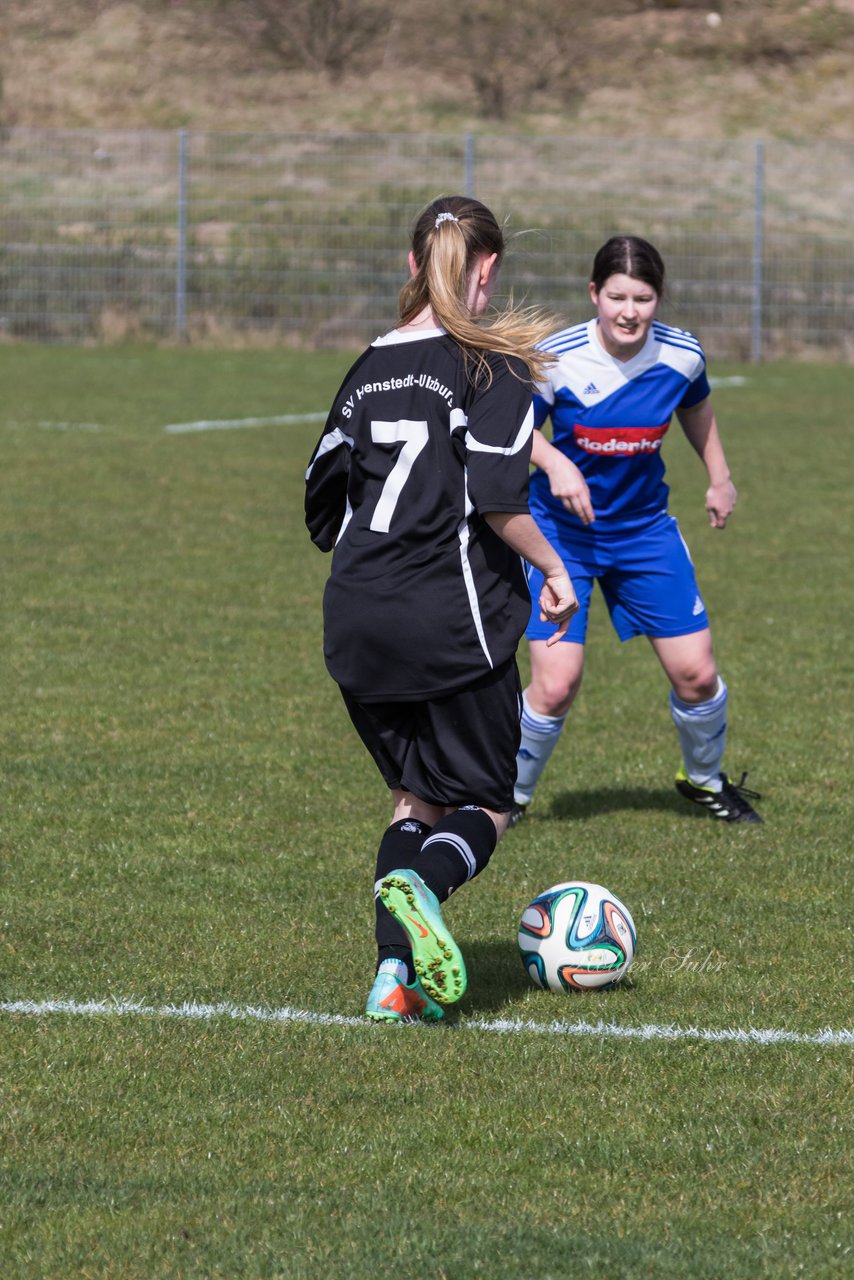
[[675, 769, 763, 824], [506, 802, 528, 829]]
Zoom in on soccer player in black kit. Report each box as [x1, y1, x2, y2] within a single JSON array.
[[306, 195, 577, 1022]]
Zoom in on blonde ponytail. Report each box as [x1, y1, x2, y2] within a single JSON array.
[[400, 196, 556, 386]]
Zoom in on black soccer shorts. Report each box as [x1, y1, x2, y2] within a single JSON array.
[[340, 657, 522, 812]]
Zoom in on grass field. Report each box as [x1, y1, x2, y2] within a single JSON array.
[[1, 345, 851, 1279]]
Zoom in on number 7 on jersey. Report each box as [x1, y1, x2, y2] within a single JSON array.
[[369, 419, 429, 533]]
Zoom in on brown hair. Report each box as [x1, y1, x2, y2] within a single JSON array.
[[591, 236, 666, 296], [399, 195, 556, 385]]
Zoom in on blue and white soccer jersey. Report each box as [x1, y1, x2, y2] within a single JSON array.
[[526, 318, 711, 643]]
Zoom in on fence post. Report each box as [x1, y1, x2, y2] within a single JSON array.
[[464, 133, 475, 197], [176, 128, 189, 340], [751, 139, 764, 364]]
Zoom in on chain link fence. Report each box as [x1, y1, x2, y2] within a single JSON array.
[[1, 128, 852, 360]]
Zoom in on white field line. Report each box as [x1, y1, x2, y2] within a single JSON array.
[[37, 420, 103, 431], [164, 412, 327, 434], [2, 997, 851, 1047], [163, 388, 749, 435], [12, 412, 326, 435], [30, 388, 747, 438]]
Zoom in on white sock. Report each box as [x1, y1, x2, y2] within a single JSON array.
[[670, 678, 728, 791], [514, 692, 567, 805]]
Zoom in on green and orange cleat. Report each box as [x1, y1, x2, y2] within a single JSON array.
[[379, 870, 467, 1005], [365, 958, 444, 1024]]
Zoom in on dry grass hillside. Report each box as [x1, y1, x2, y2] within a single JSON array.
[[1, 0, 853, 139]]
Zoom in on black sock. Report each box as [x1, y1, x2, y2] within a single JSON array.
[[411, 807, 498, 902], [374, 818, 431, 980]]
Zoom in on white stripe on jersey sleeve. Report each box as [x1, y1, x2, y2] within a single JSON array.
[[536, 322, 592, 403], [464, 402, 534, 456], [652, 321, 704, 356], [539, 322, 589, 356], [304, 425, 354, 480], [652, 323, 705, 382]]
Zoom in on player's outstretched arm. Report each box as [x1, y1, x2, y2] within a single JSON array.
[[483, 511, 579, 645], [676, 397, 738, 529]]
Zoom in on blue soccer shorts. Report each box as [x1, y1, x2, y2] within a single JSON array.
[[525, 511, 710, 644]]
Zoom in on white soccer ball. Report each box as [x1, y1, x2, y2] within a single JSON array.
[[518, 881, 637, 992]]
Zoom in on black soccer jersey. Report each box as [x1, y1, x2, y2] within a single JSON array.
[[305, 328, 535, 701]]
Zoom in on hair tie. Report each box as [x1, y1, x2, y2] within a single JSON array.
[[434, 212, 459, 227]]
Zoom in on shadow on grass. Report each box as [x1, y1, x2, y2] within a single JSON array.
[[540, 785, 698, 822], [460, 937, 638, 1019]]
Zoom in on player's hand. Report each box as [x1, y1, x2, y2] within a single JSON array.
[[706, 478, 737, 528], [545, 455, 595, 524], [539, 569, 579, 647]]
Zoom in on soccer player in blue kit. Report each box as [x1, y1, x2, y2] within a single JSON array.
[[512, 235, 762, 826], [306, 196, 578, 1023]]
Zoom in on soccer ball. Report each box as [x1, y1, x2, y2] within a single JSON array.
[[518, 881, 636, 992]]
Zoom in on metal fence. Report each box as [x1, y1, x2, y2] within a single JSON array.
[[1, 128, 853, 360]]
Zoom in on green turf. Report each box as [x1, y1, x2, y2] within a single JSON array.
[[1, 346, 851, 1278]]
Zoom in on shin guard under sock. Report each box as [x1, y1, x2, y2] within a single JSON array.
[[670, 678, 728, 791], [411, 806, 498, 902], [514, 693, 567, 805], [374, 818, 431, 977]]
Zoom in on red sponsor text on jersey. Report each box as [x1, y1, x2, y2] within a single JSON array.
[[574, 421, 670, 456]]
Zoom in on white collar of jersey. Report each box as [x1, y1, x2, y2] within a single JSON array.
[[579, 317, 702, 390], [372, 326, 445, 346], [588, 317, 658, 372]]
